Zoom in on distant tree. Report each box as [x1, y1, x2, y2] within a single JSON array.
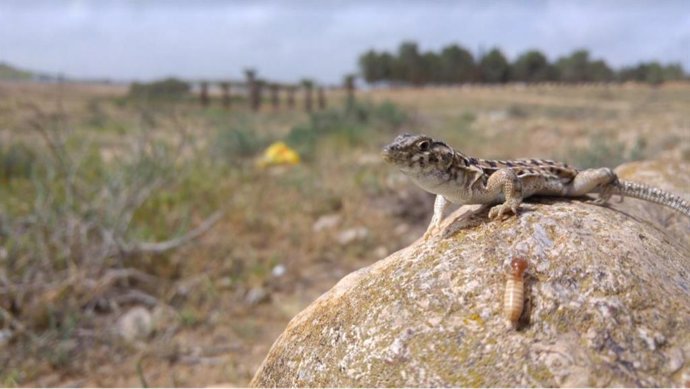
[[354, 41, 687, 86], [359, 49, 381, 84], [359, 50, 397, 85], [397, 41, 426, 85], [440, 44, 476, 83], [511, 50, 553, 83], [379, 52, 395, 81], [618, 62, 670, 85], [662, 63, 686, 81], [554, 50, 616, 83], [588, 60, 615, 82], [556, 50, 592, 82], [422, 51, 442, 84], [642, 62, 665, 85], [617, 65, 640, 82], [479, 48, 510, 83]]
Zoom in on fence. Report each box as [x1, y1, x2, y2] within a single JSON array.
[[193, 72, 356, 113]]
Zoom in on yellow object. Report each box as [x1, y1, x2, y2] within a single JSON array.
[[257, 142, 301, 168]]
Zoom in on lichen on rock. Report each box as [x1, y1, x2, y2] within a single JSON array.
[[251, 161, 690, 387]]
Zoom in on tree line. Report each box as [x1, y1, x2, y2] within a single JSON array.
[[359, 42, 687, 86]]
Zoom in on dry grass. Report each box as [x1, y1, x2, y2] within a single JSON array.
[[0, 80, 689, 387]]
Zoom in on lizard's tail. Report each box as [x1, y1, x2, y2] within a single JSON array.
[[614, 180, 690, 217]]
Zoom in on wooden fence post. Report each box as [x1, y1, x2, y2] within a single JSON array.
[[344, 74, 355, 109], [220, 82, 231, 109], [317, 87, 326, 110], [245, 69, 261, 111], [270, 83, 280, 110], [302, 80, 314, 113], [286, 86, 296, 110], [255, 80, 264, 112], [200, 81, 209, 107]]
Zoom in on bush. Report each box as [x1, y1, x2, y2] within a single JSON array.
[[0, 110, 223, 338], [0, 142, 38, 181], [128, 78, 191, 100], [566, 134, 648, 169], [285, 100, 409, 159], [212, 122, 269, 164]]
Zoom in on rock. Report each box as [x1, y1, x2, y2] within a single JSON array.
[[373, 246, 388, 259], [245, 287, 270, 306], [336, 227, 369, 246], [271, 264, 286, 278], [613, 159, 690, 245], [251, 160, 690, 387], [393, 223, 410, 236], [0, 329, 12, 349], [488, 109, 509, 121], [116, 306, 153, 343], [378, 185, 435, 223], [312, 214, 342, 232], [151, 304, 178, 333]]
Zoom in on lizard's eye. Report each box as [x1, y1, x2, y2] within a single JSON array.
[[418, 141, 430, 151]]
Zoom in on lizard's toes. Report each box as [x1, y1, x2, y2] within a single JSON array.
[[489, 201, 521, 221], [489, 204, 509, 220], [595, 192, 612, 205], [589, 197, 606, 205], [488, 205, 500, 219], [422, 223, 441, 240]]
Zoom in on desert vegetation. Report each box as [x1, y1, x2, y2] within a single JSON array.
[[359, 42, 688, 86], [0, 78, 689, 386]]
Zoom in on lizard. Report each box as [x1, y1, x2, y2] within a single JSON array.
[[382, 133, 690, 237]]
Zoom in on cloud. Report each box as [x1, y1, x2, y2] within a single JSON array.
[[0, 0, 688, 83]]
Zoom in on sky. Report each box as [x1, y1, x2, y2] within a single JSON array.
[[1, 0, 689, 84]]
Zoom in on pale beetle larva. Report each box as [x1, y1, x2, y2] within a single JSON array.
[[504, 257, 528, 328]]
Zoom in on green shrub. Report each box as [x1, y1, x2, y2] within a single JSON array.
[[128, 78, 191, 100], [212, 122, 269, 163], [285, 100, 409, 159], [372, 100, 409, 128], [0, 142, 38, 181], [566, 134, 648, 169]]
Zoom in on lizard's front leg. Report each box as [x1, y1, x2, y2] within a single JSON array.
[[423, 194, 448, 240], [486, 168, 523, 220]]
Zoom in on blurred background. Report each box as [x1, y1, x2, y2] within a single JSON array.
[[1, 0, 689, 386]]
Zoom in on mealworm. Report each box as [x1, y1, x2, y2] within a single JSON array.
[[504, 257, 528, 327]]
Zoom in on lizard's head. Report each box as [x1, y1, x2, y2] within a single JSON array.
[[382, 134, 455, 175]]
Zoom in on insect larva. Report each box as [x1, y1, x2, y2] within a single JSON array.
[[504, 257, 528, 328]]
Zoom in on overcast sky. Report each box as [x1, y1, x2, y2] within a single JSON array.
[[1, 0, 689, 83]]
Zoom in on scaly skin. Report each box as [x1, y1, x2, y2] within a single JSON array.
[[382, 134, 690, 238]]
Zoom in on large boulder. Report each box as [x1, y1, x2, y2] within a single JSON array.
[[251, 161, 690, 387]]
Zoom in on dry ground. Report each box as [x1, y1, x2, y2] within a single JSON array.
[[0, 80, 688, 387]]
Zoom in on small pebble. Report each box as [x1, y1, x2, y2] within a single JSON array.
[[116, 306, 152, 342]]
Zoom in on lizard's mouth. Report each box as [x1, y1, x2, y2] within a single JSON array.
[[381, 146, 395, 163]]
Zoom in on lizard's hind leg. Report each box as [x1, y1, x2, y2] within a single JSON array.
[[565, 167, 619, 204]]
